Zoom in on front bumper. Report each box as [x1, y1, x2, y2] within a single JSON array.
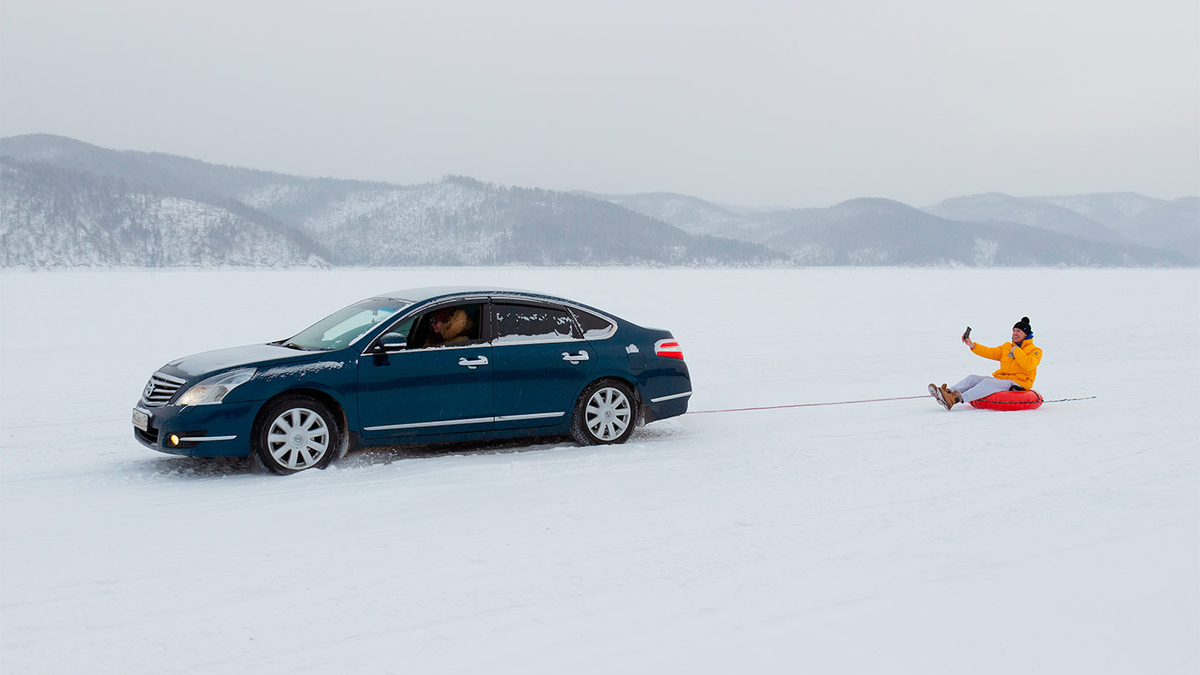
[[133, 401, 258, 457]]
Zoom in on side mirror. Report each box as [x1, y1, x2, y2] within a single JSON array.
[[379, 333, 407, 351]]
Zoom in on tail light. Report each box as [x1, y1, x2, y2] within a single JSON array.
[[654, 339, 684, 360]]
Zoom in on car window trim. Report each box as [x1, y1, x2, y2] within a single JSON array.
[[491, 336, 585, 347], [360, 293, 619, 355], [377, 342, 493, 355]]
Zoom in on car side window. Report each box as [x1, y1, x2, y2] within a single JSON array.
[[569, 307, 616, 339], [407, 303, 485, 349], [382, 317, 415, 343], [493, 303, 581, 344]]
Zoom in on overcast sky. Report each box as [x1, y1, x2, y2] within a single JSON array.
[[2, 0, 1197, 208]]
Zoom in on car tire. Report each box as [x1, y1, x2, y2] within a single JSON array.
[[252, 396, 340, 475], [570, 379, 637, 446]]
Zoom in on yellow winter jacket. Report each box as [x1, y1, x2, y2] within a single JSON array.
[[971, 340, 1043, 390]]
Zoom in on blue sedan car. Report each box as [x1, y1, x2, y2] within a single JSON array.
[[133, 287, 692, 474]]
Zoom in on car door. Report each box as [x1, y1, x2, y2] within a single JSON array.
[[356, 302, 493, 440], [489, 300, 597, 431]]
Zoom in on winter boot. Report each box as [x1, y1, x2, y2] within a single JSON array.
[[928, 383, 949, 409], [939, 384, 961, 409]]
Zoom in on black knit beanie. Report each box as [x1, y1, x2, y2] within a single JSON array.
[[1013, 316, 1032, 335]]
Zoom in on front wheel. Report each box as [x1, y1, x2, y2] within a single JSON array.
[[570, 380, 637, 446], [253, 396, 340, 475]]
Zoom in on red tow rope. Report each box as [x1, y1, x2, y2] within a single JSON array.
[[687, 394, 1095, 415], [687, 395, 927, 415]]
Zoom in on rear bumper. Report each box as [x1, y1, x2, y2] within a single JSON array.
[[642, 389, 690, 423], [636, 359, 691, 424], [133, 401, 257, 457]]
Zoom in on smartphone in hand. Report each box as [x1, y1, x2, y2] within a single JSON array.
[[962, 326, 972, 340]]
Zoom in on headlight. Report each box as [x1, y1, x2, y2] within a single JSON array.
[[176, 368, 256, 406]]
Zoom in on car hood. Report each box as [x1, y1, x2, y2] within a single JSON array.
[[163, 344, 316, 379]]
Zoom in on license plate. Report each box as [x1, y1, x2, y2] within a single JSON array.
[[132, 408, 151, 432]]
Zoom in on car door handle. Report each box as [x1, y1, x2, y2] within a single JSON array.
[[562, 350, 589, 364], [458, 356, 489, 369]]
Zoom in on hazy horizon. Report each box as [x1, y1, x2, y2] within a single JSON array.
[[5, 132, 1196, 212], [2, 1, 1197, 209]]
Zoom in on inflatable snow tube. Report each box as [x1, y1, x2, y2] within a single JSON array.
[[970, 389, 1043, 411]]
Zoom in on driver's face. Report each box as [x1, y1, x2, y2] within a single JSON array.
[[431, 317, 446, 335]]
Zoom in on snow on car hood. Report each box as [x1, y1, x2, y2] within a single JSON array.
[[164, 343, 314, 379]]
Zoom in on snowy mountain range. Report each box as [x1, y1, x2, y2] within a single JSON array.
[[2, 134, 1195, 268], [0, 135, 779, 269], [926, 192, 1198, 259], [591, 191, 1198, 266]]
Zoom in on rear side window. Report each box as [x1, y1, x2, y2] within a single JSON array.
[[569, 307, 616, 339], [493, 303, 580, 344]]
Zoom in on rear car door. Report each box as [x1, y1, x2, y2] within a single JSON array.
[[489, 301, 597, 430]]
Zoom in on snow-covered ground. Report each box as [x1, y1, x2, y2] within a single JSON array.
[[2, 267, 1197, 674]]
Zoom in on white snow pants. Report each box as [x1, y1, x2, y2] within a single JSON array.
[[952, 375, 1018, 402]]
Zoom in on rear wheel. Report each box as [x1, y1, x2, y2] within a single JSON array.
[[570, 380, 636, 446], [253, 396, 339, 474]]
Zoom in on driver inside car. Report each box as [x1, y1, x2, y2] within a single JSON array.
[[423, 307, 474, 347]]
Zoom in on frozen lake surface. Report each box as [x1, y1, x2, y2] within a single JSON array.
[[2, 267, 1197, 674]]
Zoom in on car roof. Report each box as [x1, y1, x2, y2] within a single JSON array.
[[377, 286, 560, 304]]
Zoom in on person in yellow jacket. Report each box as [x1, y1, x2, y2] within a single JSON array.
[[929, 317, 1043, 410]]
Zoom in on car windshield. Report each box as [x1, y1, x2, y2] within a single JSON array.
[[283, 298, 411, 351]]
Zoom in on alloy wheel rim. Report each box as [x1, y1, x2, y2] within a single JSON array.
[[585, 387, 631, 441], [267, 408, 330, 470]]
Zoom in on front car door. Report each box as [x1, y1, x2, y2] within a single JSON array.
[[356, 301, 493, 440], [489, 300, 597, 431]]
